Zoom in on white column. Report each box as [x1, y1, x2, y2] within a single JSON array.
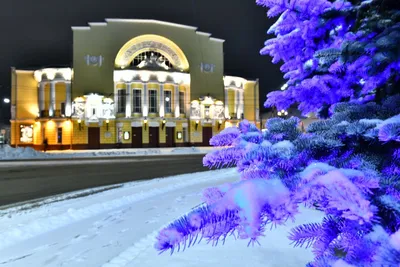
[[174, 84, 180, 118], [125, 82, 132, 118], [38, 82, 45, 114], [65, 82, 72, 116], [159, 83, 164, 117], [238, 89, 244, 119], [49, 81, 56, 117], [114, 82, 118, 116], [224, 88, 229, 119], [234, 90, 238, 117], [142, 83, 148, 117]]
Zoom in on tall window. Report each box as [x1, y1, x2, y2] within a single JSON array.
[[117, 89, 126, 113], [149, 90, 158, 113], [164, 90, 172, 113], [61, 102, 65, 116], [57, 128, 62, 144], [179, 92, 185, 114], [132, 89, 142, 113]]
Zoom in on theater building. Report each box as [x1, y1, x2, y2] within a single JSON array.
[[10, 19, 260, 150]]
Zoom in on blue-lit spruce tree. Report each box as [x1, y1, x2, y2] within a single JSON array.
[[155, 0, 400, 266]]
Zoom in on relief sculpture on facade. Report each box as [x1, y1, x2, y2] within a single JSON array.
[[72, 100, 85, 118], [190, 101, 201, 118], [214, 104, 225, 119]]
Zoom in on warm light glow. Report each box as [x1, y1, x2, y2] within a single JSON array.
[[225, 121, 233, 128], [173, 73, 182, 84], [143, 118, 148, 124], [219, 119, 222, 124], [162, 119, 166, 124], [224, 76, 247, 88], [140, 71, 150, 82], [3, 98, 10, 104], [64, 120, 71, 129], [103, 97, 113, 103], [157, 72, 168, 83], [78, 119, 82, 124], [114, 34, 190, 71], [122, 71, 134, 82], [114, 70, 190, 84], [60, 68, 72, 80], [278, 111, 282, 116], [34, 70, 42, 82], [106, 119, 109, 124], [202, 96, 214, 106], [46, 120, 56, 129], [45, 69, 56, 80], [195, 120, 199, 124]]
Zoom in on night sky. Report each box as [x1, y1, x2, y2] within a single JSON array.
[[0, 0, 284, 123]]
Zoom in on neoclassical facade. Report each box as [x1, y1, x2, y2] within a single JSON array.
[[10, 19, 260, 150]]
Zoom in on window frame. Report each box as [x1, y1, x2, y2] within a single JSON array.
[[179, 91, 185, 114], [117, 89, 126, 113], [164, 90, 172, 114], [148, 89, 158, 114], [132, 89, 142, 113]]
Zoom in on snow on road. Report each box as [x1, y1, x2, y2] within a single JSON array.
[[0, 169, 323, 267], [0, 145, 215, 161]]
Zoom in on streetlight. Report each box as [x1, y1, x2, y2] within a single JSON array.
[[277, 109, 288, 118], [3, 98, 10, 104]]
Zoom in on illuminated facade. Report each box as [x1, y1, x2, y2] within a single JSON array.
[[10, 19, 260, 150]]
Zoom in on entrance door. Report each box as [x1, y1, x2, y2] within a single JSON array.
[[166, 127, 175, 147], [88, 127, 100, 149], [202, 126, 213, 146], [149, 127, 159, 147], [131, 127, 143, 148]]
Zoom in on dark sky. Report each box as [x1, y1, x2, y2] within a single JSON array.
[[0, 0, 283, 123]]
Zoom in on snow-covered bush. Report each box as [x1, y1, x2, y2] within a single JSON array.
[[156, 99, 400, 265]]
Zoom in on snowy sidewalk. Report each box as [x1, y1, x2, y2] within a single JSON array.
[[0, 169, 323, 267], [0, 145, 215, 160]]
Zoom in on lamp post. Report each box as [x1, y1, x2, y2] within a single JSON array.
[[0, 98, 10, 146], [277, 109, 288, 119]]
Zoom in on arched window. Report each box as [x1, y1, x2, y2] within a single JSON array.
[[131, 51, 174, 69]]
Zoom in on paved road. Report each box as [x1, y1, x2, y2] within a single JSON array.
[[0, 154, 210, 207]]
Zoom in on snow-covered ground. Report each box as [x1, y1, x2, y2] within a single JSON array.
[[0, 169, 323, 267], [0, 145, 215, 160]]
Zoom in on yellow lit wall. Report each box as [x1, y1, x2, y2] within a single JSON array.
[[189, 120, 202, 143], [61, 120, 73, 146], [55, 83, 67, 113], [44, 120, 57, 144], [33, 122, 42, 145], [159, 124, 166, 144], [227, 89, 235, 117], [44, 83, 50, 112], [244, 81, 259, 122], [13, 71, 39, 120], [100, 121, 116, 144], [72, 120, 88, 144], [142, 124, 149, 144]]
